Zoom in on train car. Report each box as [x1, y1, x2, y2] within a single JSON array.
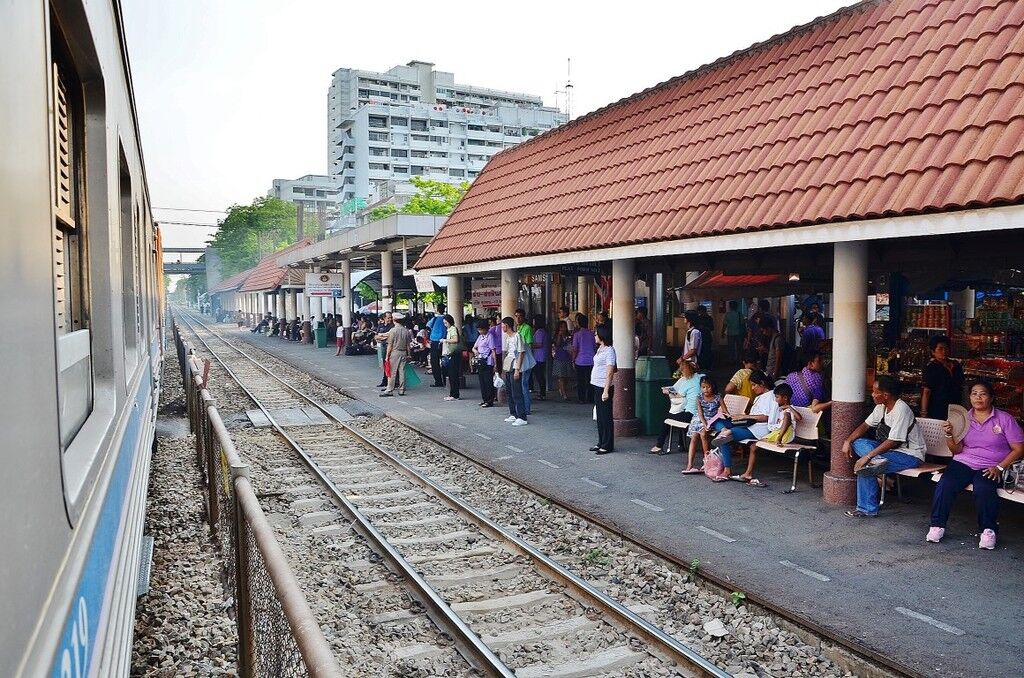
[[0, 1, 163, 676]]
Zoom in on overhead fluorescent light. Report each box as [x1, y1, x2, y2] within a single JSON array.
[[788, 273, 801, 282]]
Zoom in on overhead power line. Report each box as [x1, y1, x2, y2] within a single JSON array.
[[155, 220, 220, 227], [153, 206, 227, 213]]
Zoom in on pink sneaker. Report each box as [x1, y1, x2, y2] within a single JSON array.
[[926, 527, 944, 543], [979, 529, 997, 550]]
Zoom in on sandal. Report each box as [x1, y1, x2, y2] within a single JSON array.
[[649, 446, 663, 454], [746, 478, 768, 488], [711, 475, 730, 483], [729, 474, 752, 482], [845, 509, 877, 518], [681, 468, 704, 475]]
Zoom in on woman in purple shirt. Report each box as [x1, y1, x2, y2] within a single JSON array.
[[571, 314, 596, 404], [928, 380, 1024, 550], [472, 320, 497, 407], [530, 314, 548, 400]]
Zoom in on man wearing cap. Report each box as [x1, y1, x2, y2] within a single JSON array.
[[381, 313, 413, 397]]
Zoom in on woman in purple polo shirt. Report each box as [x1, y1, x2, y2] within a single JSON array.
[[927, 380, 1024, 550]]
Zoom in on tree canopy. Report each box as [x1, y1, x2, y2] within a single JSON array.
[[368, 177, 470, 223], [208, 196, 297, 276]]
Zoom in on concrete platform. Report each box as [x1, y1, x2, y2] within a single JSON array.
[[227, 321, 1023, 678]]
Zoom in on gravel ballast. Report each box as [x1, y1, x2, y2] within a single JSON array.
[[132, 353, 236, 676]]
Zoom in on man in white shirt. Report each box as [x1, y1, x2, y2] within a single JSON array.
[[558, 306, 576, 333], [710, 371, 775, 484], [682, 310, 702, 368]]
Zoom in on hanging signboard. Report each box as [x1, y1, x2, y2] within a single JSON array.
[[558, 263, 602, 277], [471, 280, 501, 308], [305, 272, 343, 297], [413, 272, 435, 293]]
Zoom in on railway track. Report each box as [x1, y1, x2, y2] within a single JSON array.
[[176, 310, 727, 677]]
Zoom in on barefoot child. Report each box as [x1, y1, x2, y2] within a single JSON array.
[[683, 377, 731, 473], [729, 382, 800, 485]]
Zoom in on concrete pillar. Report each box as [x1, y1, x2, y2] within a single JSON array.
[[285, 289, 297, 322], [577, 276, 590, 317], [340, 260, 352, 345], [380, 251, 394, 312], [823, 241, 868, 506], [501, 269, 518, 319], [276, 290, 285, 319], [448, 275, 464, 329], [611, 258, 640, 437], [652, 272, 666, 355]]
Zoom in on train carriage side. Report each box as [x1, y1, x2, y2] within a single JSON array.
[[0, 1, 163, 676]]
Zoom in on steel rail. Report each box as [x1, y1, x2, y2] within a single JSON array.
[[175, 311, 513, 678], [176, 310, 730, 678]]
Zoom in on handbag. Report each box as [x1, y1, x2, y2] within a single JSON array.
[[1004, 460, 1024, 493], [703, 450, 724, 479], [493, 373, 505, 389], [440, 354, 451, 369]]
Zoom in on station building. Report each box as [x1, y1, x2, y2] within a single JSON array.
[[408, 0, 1024, 505]]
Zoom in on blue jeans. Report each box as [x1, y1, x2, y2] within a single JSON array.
[[852, 438, 921, 515], [713, 422, 754, 469], [506, 370, 527, 421], [521, 367, 533, 415]]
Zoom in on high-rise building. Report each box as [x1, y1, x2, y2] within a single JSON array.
[[328, 60, 567, 204]]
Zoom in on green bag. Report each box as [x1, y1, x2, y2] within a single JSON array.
[[404, 363, 422, 387]]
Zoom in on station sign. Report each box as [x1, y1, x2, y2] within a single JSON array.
[[558, 263, 602, 277], [305, 272, 343, 297], [413, 273, 435, 293], [471, 280, 501, 308]]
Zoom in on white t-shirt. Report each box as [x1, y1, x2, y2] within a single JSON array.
[[684, 327, 702, 363], [590, 345, 617, 388], [747, 391, 780, 439], [864, 400, 926, 461]]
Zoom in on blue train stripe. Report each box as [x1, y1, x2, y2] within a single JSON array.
[[51, 371, 153, 678]]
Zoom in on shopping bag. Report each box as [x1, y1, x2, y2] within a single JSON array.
[[383, 359, 392, 378], [404, 363, 422, 387], [493, 373, 505, 389]]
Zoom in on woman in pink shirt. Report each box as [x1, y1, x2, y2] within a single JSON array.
[[927, 380, 1024, 550]]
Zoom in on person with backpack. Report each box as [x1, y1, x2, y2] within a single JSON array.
[[682, 311, 704, 370]]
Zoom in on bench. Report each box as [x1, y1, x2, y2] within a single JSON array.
[[753, 405, 822, 494], [879, 417, 951, 505], [663, 417, 690, 455]]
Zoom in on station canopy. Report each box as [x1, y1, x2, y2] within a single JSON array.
[[416, 0, 1024, 273]]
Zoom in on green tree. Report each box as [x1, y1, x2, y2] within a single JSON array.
[[208, 196, 297, 276], [367, 177, 470, 223]]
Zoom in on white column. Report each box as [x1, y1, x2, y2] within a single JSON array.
[[308, 291, 319, 323], [501, 269, 518, 318], [285, 289, 297, 322], [340, 260, 352, 329], [276, 290, 285, 319], [380, 251, 394, 312], [611, 259, 635, 370], [448, 275, 464, 329], [577, 276, 589, 316], [832, 243, 868, 402]]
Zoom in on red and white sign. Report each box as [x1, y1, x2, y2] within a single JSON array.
[[471, 280, 501, 308], [305, 273, 343, 297]]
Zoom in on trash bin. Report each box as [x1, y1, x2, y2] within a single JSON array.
[[635, 356, 674, 436], [314, 324, 327, 348]]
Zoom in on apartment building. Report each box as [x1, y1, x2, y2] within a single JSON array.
[[268, 174, 341, 212], [328, 60, 567, 203]]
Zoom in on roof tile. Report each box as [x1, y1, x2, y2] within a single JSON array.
[[237, 239, 313, 292], [418, 0, 1024, 270]]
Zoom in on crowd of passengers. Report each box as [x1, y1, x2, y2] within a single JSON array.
[[239, 295, 1024, 550]]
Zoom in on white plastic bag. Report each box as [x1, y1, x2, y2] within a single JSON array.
[[592, 406, 597, 421], [493, 373, 505, 389]]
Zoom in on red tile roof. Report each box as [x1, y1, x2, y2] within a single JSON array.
[[238, 239, 313, 292], [417, 0, 1024, 270], [209, 268, 252, 294]]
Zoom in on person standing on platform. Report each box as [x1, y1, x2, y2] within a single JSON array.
[[501, 317, 529, 426], [515, 309, 534, 414], [591, 326, 617, 454], [572, 314, 596, 403], [559, 306, 576, 333], [920, 335, 965, 420], [441, 314, 461, 401], [551, 320, 573, 401], [682, 311, 703, 369], [427, 304, 447, 387], [380, 313, 412, 397], [722, 300, 744, 364], [530, 314, 548, 401], [472, 319, 497, 407]]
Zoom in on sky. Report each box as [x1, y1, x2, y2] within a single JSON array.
[[123, 0, 855, 249]]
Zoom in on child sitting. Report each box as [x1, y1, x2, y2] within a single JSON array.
[[683, 377, 731, 474]]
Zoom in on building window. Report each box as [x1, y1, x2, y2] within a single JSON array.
[[411, 150, 427, 158], [368, 131, 389, 142], [368, 115, 387, 128], [429, 135, 445, 144], [449, 169, 465, 177], [390, 148, 408, 158], [344, 177, 355, 184], [368, 162, 389, 170], [410, 165, 424, 176], [393, 166, 408, 173], [369, 147, 387, 157], [391, 117, 408, 127], [410, 119, 428, 131], [411, 134, 429, 142]]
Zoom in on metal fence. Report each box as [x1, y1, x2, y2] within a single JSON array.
[[173, 322, 342, 678]]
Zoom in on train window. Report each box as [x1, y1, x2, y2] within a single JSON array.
[[51, 34, 93, 446], [119, 149, 140, 377]]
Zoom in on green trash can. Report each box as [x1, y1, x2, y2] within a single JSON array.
[[635, 356, 674, 436], [314, 323, 328, 348]]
